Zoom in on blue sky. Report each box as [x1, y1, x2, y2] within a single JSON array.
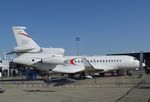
[[0, 0, 150, 56]]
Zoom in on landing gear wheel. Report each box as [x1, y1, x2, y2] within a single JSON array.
[[79, 72, 86, 80], [68, 74, 75, 79]]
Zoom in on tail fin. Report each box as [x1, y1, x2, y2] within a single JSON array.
[[12, 26, 40, 52]]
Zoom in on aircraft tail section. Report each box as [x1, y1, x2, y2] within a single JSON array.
[[12, 26, 40, 52]]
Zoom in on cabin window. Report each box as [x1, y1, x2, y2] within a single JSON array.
[[78, 60, 80, 63], [90, 60, 92, 63]]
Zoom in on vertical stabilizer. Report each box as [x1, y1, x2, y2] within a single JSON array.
[[12, 26, 40, 51]]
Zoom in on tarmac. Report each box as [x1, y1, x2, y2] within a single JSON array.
[[0, 75, 150, 102]]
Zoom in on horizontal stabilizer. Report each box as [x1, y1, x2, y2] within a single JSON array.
[[7, 47, 35, 54]]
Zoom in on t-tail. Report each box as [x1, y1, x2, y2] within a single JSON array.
[[12, 26, 41, 53]]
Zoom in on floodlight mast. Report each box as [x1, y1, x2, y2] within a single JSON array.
[[76, 36, 80, 56]]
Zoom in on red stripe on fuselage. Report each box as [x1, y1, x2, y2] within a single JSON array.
[[18, 32, 31, 38]]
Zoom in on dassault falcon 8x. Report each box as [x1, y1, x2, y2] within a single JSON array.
[[10, 26, 145, 77]]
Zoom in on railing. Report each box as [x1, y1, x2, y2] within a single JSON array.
[[115, 79, 146, 102]]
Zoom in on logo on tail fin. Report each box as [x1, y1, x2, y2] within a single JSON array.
[[18, 32, 31, 38], [12, 26, 40, 52]]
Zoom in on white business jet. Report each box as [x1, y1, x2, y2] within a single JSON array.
[[11, 26, 144, 78]]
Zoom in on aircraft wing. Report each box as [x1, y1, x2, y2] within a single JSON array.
[[81, 58, 96, 71], [52, 64, 85, 74]]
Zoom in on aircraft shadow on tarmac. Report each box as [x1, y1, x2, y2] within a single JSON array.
[[24, 89, 56, 93], [0, 88, 5, 94], [43, 77, 77, 86], [138, 86, 150, 89]]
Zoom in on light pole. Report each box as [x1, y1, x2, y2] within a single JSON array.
[[76, 37, 80, 56], [139, 51, 144, 77]]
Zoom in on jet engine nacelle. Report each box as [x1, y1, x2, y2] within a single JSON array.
[[13, 57, 42, 66], [42, 55, 64, 64]]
